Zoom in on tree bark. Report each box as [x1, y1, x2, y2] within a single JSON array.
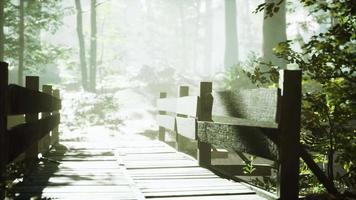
[[75, 0, 88, 90], [262, 0, 287, 69], [0, 0, 4, 61], [18, 0, 25, 86], [224, 0, 239, 70], [89, 0, 97, 91]]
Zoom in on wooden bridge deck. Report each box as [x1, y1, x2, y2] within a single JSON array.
[[12, 133, 265, 200]]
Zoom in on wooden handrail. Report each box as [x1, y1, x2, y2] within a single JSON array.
[[0, 61, 61, 178], [156, 69, 302, 200]]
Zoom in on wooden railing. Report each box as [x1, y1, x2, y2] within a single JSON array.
[[157, 70, 302, 200], [0, 61, 61, 179]]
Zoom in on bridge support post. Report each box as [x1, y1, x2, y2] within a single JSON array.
[[197, 82, 212, 167], [52, 89, 60, 146], [25, 76, 40, 168], [41, 85, 53, 154], [0, 62, 8, 198], [277, 70, 301, 200], [176, 86, 189, 152], [158, 92, 167, 141]]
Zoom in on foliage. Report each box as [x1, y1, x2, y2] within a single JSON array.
[[4, 0, 70, 74], [63, 92, 122, 131], [244, 0, 356, 196], [0, 161, 25, 198]]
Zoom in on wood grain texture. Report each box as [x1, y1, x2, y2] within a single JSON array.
[[212, 89, 278, 122], [116, 134, 265, 199], [212, 115, 278, 129], [197, 121, 278, 160]]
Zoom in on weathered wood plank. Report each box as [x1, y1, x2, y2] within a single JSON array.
[[148, 194, 265, 200], [197, 121, 278, 160], [157, 97, 176, 113], [7, 84, 61, 115], [212, 88, 278, 122], [157, 114, 175, 131], [176, 117, 196, 140], [212, 115, 278, 129], [176, 96, 199, 117]]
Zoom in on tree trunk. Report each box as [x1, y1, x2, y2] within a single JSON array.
[[18, 0, 25, 86], [262, 0, 287, 69], [89, 0, 97, 91], [224, 0, 239, 70], [0, 0, 4, 61], [204, 0, 213, 75], [75, 0, 88, 90], [179, 1, 188, 72]]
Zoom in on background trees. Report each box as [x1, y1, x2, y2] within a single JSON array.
[[249, 0, 356, 195], [1, 0, 354, 197]]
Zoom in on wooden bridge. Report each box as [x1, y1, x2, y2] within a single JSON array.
[[1, 61, 334, 200]]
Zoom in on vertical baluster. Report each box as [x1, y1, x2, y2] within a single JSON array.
[[197, 82, 213, 167]]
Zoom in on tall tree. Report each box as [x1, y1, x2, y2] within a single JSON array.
[[0, 0, 4, 61], [18, 0, 25, 85], [204, 0, 213, 75], [262, 0, 287, 69], [89, 0, 97, 91], [224, 0, 239, 69], [178, 0, 188, 72], [75, 0, 88, 90]]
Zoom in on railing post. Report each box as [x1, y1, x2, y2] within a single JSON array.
[[197, 82, 213, 167], [52, 89, 60, 146], [25, 76, 39, 166], [0, 62, 8, 197], [277, 70, 301, 200], [41, 85, 52, 154], [177, 86, 189, 151], [158, 92, 167, 141]]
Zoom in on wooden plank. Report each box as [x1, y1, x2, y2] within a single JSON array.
[[0, 61, 8, 179], [157, 114, 175, 131], [13, 193, 139, 200], [14, 185, 135, 193], [40, 84, 52, 154], [176, 117, 196, 140], [51, 89, 60, 145], [157, 97, 176, 113], [24, 76, 40, 166], [277, 70, 301, 200], [212, 115, 278, 129], [8, 114, 60, 162], [159, 92, 167, 141], [148, 194, 265, 200], [212, 88, 278, 122], [197, 82, 212, 167], [176, 96, 199, 117], [197, 121, 278, 160], [7, 84, 61, 115]]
